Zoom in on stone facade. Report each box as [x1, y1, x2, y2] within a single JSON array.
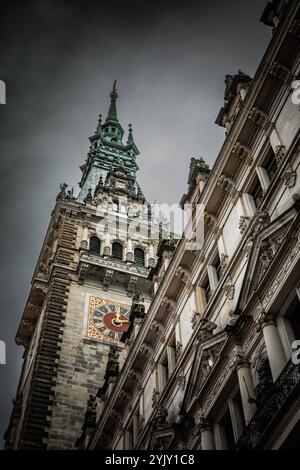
[[85, 0, 300, 451]]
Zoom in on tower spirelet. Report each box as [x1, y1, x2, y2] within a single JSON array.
[[105, 80, 119, 124], [127, 123, 134, 144]]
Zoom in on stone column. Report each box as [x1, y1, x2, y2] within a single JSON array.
[[148, 243, 155, 267], [103, 232, 111, 256], [80, 225, 89, 249], [198, 418, 215, 450], [258, 311, 287, 381], [233, 354, 257, 425], [126, 238, 133, 262]]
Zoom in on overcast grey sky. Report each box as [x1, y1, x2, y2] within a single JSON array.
[[0, 0, 271, 447]]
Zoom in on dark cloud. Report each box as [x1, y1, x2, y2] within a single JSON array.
[[0, 0, 270, 447]]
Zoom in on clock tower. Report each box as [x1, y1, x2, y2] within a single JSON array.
[[5, 83, 159, 450]]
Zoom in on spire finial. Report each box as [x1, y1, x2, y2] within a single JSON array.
[[110, 80, 118, 100], [127, 123, 134, 144], [105, 81, 119, 123]]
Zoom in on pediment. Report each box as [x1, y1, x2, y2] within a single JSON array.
[[147, 426, 175, 450], [180, 332, 227, 415], [237, 206, 299, 313]]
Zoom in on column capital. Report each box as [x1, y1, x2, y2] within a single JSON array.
[[256, 310, 276, 331], [198, 416, 212, 433], [232, 352, 249, 369]]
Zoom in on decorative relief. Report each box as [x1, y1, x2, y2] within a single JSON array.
[[220, 253, 228, 274], [248, 211, 270, 240], [282, 165, 297, 188], [175, 266, 192, 285], [262, 242, 300, 308], [175, 341, 183, 359], [223, 280, 235, 300], [161, 297, 177, 313], [202, 363, 231, 415], [248, 107, 269, 128], [232, 141, 253, 165], [191, 311, 201, 330], [269, 61, 291, 82], [103, 268, 114, 290], [127, 275, 138, 294], [275, 145, 285, 166], [177, 368, 186, 391], [256, 310, 276, 331], [150, 320, 165, 337], [152, 388, 160, 408], [140, 343, 154, 358], [217, 174, 236, 195], [239, 215, 251, 234]]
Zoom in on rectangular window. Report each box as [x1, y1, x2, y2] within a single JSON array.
[[162, 354, 169, 383], [287, 296, 300, 339], [203, 277, 212, 304], [219, 407, 235, 450], [250, 178, 263, 208], [214, 253, 222, 281]]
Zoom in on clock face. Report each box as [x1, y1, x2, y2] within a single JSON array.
[[88, 297, 131, 344]]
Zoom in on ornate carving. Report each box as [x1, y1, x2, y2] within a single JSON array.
[[256, 310, 276, 331], [217, 174, 236, 195], [220, 253, 228, 274], [202, 363, 231, 414], [275, 145, 285, 166], [175, 341, 183, 359], [103, 268, 114, 290], [223, 281, 235, 300], [239, 215, 251, 234], [150, 320, 165, 337], [196, 318, 217, 341], [128, 369, 142, 386], [232, 353, 249, 369], [152, 404, 168, 428], [269, 62, 291, 82], [177, 368, 186, 390], [249, 211, 270, 239], [232, 141, 253, 165], [248, 107, 269, 127], [127, 275, 138, 294], [161, 297, 177, 314], [282, 165, 297, 188], [262, 242, 300, 308], [140, 343, 154, 358], [198, 416, 212, 433], [175, 266, 192, 285], [191, 311, 201, 330], [152, 388, 160, 408], [138, 414, 145, 432]]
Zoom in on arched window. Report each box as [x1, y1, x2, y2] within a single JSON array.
[[89, 236, 101, 254], [112, 242, 123, 260], [134, 247, 145, 267]]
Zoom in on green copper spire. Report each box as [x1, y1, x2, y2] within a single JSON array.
[[105, 80, 119, 124]]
